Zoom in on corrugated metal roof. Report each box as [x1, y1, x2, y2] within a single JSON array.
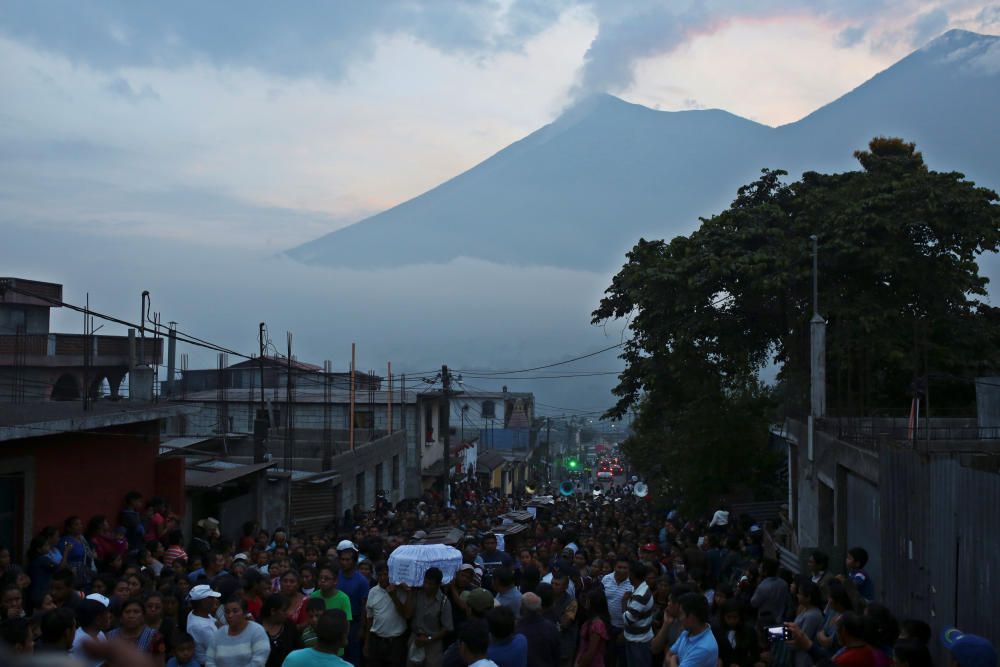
[[185, 461, 276, 488], [476, 450, 507, 471], [159, 434, 246, 454]]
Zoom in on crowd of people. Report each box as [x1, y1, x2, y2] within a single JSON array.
[[0, 477, 995, 667]]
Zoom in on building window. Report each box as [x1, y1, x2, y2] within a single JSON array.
[[375, 463, 384, 493], [481, 400, 495, 419], [355, 472, 365, 507], [354, 411, 373, 429], [392, 455, 400, 490]]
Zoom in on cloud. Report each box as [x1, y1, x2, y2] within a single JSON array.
[[0, 1, 569, 80], [911, 8, 951, 46], [567, 0, 909, 99], [837, 25, 868, 48], [104, 76, 160, 102], [977, 5, 1000, 26]]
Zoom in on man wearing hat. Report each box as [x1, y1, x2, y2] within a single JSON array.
[[442, 589, 497, 667], [186, 584, 222, 665], [70, 597, 111, 667], [337, 539, 369, 666], [943, 628, 997, 667]]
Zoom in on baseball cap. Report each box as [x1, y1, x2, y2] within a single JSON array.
[[641, 543, 658, 552], [462, 588, 497, 614], [233, 553, 249, 563], [458, 564, 475, 572], [188, 584, 222, 601], [412, 530, 428, 540], [336, 539, 358, 552], [942, 628, 998, 667], [85, 593, 110, 607]]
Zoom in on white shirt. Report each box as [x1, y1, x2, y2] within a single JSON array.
[[366, 585, 409, 638], [188, 611, 219, 664], [70, 627, 106, 667], [601, 572, 634, 628], [709, 510, 729, 527]]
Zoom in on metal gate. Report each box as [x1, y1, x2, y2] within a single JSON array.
[[290, 482, 340, 537]]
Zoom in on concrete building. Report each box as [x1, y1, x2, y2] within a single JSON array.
[[172, 355, 380, 395], [778, 382, 1000, 660], [0, 277, 162, 402], [169, 384, 419, 530], [417, 389, 535, 493], [0, 402, 188, 556]]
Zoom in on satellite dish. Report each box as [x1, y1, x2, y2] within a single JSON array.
[[559, 480, 575, 497], [634, 482, 649, 498]]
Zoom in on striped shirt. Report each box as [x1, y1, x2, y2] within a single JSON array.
[[601, 573, 634, 629], [205, 622, 270, 667], [623, 581, 655, 643]]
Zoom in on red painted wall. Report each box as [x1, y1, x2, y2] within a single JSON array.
[[1, 422, 164, 534], [155, 457, 186, 518]]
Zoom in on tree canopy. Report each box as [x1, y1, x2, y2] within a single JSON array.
[[593, 138, 1000, 510]]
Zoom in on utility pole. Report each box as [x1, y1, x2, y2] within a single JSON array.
[[253, 323, 268, 464], [545, 417, 552, 483], [350, 343, 356, 452], [441, 365, 452, 506]]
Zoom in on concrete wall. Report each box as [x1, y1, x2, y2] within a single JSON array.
[[331, 431, 407, 510], [976, 377, 1000, 437], [785, 418, 879, 575], [172, 399, 421, 499], [0, 304, 50, 334]]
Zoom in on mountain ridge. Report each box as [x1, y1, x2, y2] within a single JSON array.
[[289, 30, 1000, 271]]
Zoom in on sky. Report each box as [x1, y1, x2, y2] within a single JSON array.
[[2, 1, 999, 412], [2, 0, 999, 250]]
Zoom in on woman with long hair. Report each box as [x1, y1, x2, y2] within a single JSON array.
[[261, 593, 301, 667], [144, 591, 177, 657], [576, 587, 611, 667], [26, 527, 68, 607], [109, 597, 165, 663], [279, 570, 308, 628], [792, 578, 826, 667], [57, 516, 96, 589]]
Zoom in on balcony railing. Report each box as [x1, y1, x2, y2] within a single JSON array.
[[816, 416, 988, 449]]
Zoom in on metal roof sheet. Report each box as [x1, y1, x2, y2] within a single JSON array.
[[185, 461, 276, 488]]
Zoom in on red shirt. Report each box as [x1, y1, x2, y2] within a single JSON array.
[[246, 595, 263, 621], [835, 645, 877, 667]]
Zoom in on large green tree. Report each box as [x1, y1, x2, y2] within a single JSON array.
[[594, 139, 1000, 510]]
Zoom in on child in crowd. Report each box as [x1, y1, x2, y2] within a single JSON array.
[[300, 597, 327, 647], [166, 632, 199, 667]]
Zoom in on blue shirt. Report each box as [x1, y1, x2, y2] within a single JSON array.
[[671, 626, 719, 667], [337, 570, 370, 620], [166, 658, 200, 667], [282, 648, 353, 667], [849, 569, 874, 601], [487, 633, 528, 667]]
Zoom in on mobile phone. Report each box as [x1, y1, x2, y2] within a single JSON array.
[[768, 626, 789, 641]]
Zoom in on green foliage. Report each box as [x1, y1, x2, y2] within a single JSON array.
[[593, 138, 1000, 510]]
